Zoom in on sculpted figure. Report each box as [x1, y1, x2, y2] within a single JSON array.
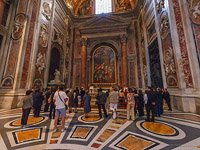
[[42, 2, 52, 20], [192, 2, 200, 18], [36, 52, 45, 74], [54, 69, 60, 81]]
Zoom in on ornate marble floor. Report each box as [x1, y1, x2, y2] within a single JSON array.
[[0, 108, 200, 150]]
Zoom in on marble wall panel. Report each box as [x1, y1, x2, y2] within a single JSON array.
[[134, 22, 142, 88], [158, 11, 178, 87], [33, 0, 53, 87], [127, 29, 135, 54], [172, 0, 193, 88], [20, 1, 39, 88], [129, 61, 136, 87], [2, 0, 29, 88]]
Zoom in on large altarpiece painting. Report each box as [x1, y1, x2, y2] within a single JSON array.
[[92, 46, 116, 85]]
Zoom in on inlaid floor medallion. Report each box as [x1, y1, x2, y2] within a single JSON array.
[[136, 120, 186, 140], [78, 113, 104, 123]]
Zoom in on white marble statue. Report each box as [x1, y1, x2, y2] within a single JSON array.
[[54, 69, 60, 82]]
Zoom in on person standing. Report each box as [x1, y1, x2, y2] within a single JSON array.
[[96, 88, 108, 118], [127, 88, 135, 120], [66, 89, 74, 113], [80, 87, 85, 107], [146, 87, 157, 122], [73, 88, 80, 113], [20, 90, 33, 128], [83, 90, 91, 118], [44, 88, 51, 112], [49, 89, 56, 119], [163, 88, 172, 111], [33, 88, 44, 117], [156, 88, 163, 117], [53, 86, 68, 132], [108, 87, 119, 119], [138, 89, 144, 117]]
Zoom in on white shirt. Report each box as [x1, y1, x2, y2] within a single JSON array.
[[144, 93, 148, 104], [53, 90, 68, 109]]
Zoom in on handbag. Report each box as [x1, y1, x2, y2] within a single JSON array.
[[58, 91, 68, 110]]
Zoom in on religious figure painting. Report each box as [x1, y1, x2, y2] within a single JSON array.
[[92, 46, 116, 84]]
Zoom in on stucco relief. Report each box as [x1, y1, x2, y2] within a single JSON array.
[[35, 52, 46, 74], [159, 11, 169, 39], [1, 76, 14, 88], [188, 0, 200, 68], [12, 13, 26, 40], [163, 47, 178, 86], [39, 24, 49, 47], [42, 2, 52, 20], [53, 30, 64, 46], [172, 0, 193, 88], [189, 1, 200, 24]]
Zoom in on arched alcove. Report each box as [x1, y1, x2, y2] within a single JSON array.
[[48, 47, 60, 82]]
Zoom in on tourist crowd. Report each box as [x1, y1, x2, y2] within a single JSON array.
[[18, 86, 172, 132]]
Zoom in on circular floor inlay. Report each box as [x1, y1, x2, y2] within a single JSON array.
[[11, 116, 45, 127], [136, 120, 186, 140], [4, 115, 47, 129], [78, 113, 103, 123], [142, 122, 176, 136]]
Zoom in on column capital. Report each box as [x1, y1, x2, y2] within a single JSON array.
[[81, 36, 87, 46], [120, 34, 128, 43]]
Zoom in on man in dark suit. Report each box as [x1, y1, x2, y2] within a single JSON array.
[[163, 88, 172, 111], [146, 87, 157, 122], [96, 88, 108, 118]]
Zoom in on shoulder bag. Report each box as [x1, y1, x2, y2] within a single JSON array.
[[58, 91, 68, 110]]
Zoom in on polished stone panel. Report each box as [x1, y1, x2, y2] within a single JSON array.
[[97, 129, 115, 142], [71, 127, 92, 139], [116, 134, 155, 150], [12, 116, 44, 126], [15, 128, 40, 143], [142, 122, 175, 135]]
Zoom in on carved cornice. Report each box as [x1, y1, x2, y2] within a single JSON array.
[[78, 15, 131, 38]]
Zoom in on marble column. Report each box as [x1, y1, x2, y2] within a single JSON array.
[[121, 34, 128, 87], [0, 0, 5, 24], [81, 36, 87, 88]]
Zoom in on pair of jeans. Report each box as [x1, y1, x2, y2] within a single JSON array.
[[21, 108, 31, 125]]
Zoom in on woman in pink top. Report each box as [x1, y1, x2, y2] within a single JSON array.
[[127, 88, 135, 120]]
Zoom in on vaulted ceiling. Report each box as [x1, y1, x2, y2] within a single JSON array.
[[66, 0, 138, 16]]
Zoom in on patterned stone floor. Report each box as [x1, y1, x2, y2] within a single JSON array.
[[0, 108, 200, 150]]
